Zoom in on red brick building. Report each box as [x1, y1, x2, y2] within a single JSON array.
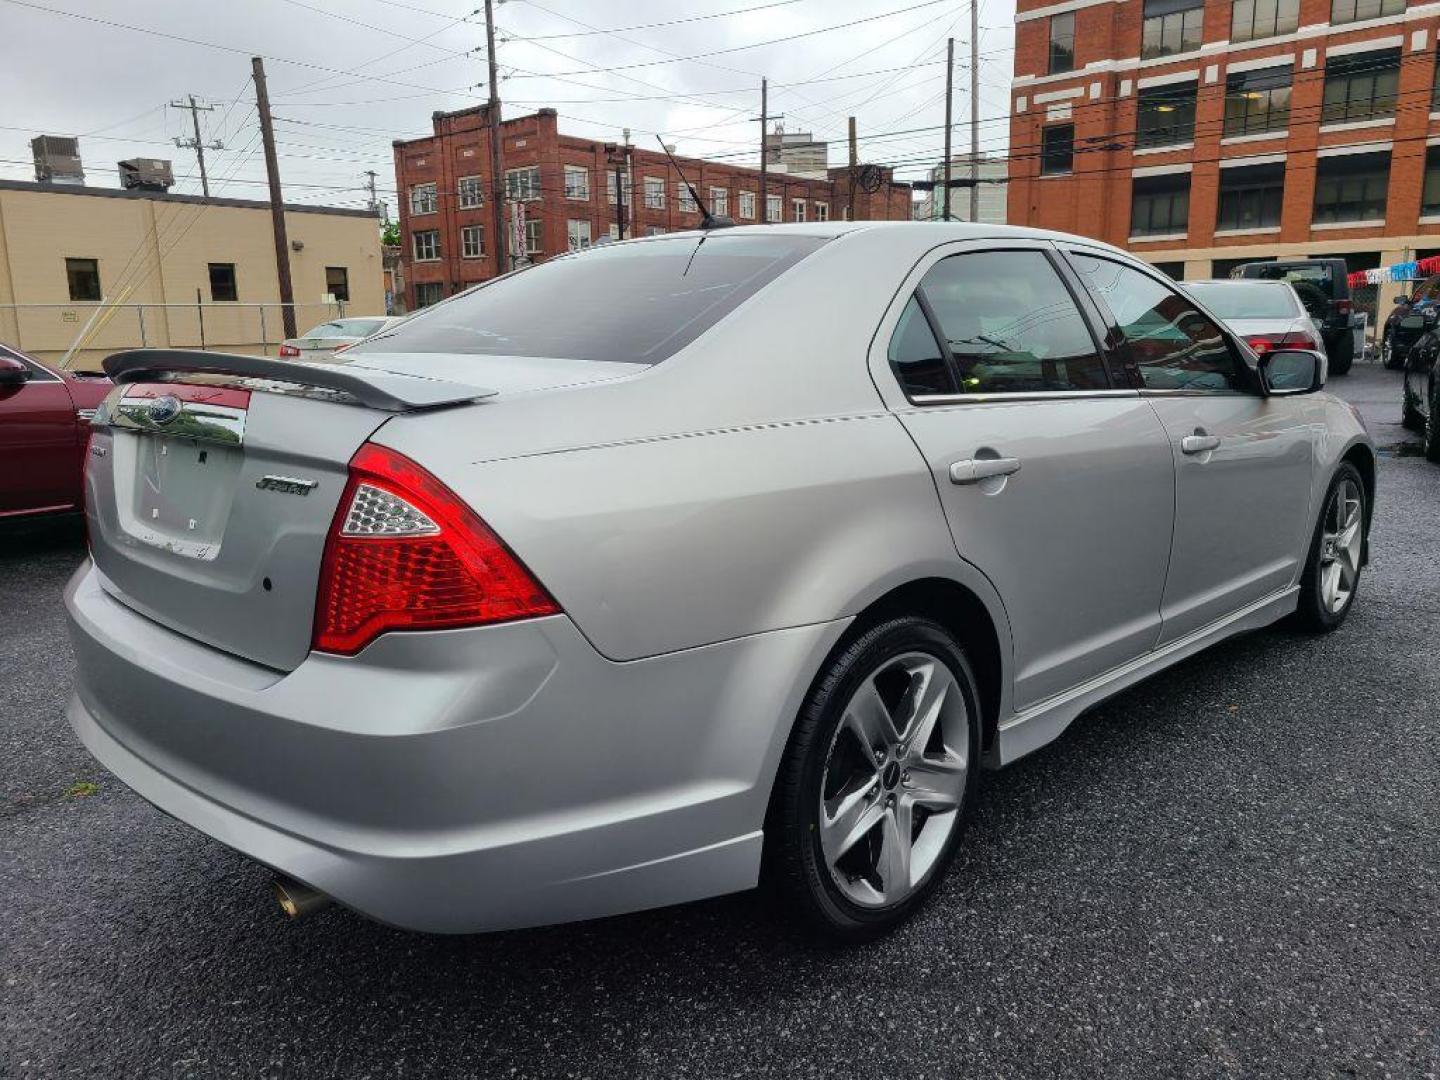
[[1008, 0, 1440, 280], [392, 106, 912, 308]]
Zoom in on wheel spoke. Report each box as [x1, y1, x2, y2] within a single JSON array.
[[842, 677, 899, 752], [898, 661, 949, 753], [877, 804, 912, 897], [821, 787, 884, 863], [905, 756, 966, 811]]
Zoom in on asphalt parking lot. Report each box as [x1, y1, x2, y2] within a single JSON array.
[[2, 362, 1436, 1079]]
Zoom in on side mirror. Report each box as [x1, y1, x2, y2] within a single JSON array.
[[0, 355, 31, 386], [1259, 349, 1323, 396]]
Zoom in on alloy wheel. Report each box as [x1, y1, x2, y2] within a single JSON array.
[[1318, 477, 1363, 615], [818, 652, 970, 909]]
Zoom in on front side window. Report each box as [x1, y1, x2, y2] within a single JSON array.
[[1041, 124, 1074, 175], [1224, 66, 1292, 137], [461, 225, 484, 258], [1136, 82, 1198, 148], [1216, 162, 1285, 231], [1130, 173, 1191, 236], [1141, 0, 1203, 60], [413, 230, 440, 261], [1330, 0, 1403, 23], [911, 250, 1108, 394], [350, 234, 827, 366], [739, 191, 757, 219], [644, 176, 665, 209], [566, 219, 591, 251], [409, 182, 437, 215], [564, 166, 590, 201], [1071, 253, 1238, 391], [1049, 11, 1075, 74], [1231, 0, 1298, 41], [1313, 151, 1391, 223], [324, 265, 349, 302], [208, 262, 237, 302], [505, 166, 541, 201], [1321, 49, 1400, 125], [458, 175, 483, 209]]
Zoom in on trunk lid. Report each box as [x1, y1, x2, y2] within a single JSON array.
[[85, 351, 498, 670]]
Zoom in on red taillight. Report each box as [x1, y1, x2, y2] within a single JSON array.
[[333, 342, 354, 354], [1333, 299, 1352, 315], [278, 344, 301, 358], [313, 443, 559, 655], [1245, 331, 1322, 355]]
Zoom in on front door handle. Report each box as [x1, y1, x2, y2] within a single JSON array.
[[1181, 434, 1221, 455], [950, 457, 1021, 485]]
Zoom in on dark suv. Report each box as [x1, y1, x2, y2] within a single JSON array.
[[1382, 273, 1440, 370], [1230, 259, 1359, 375]]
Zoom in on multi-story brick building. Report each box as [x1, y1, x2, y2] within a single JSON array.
[[393, 106, 912, 308], [1008, 0, 1440, 280]]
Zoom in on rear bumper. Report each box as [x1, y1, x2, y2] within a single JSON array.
[[65, 560, 847, 932]]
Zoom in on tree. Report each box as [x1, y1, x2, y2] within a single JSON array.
[[381, 221, 400, 246]]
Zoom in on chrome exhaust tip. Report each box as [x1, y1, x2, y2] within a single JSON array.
[[272, 875, 332, 920]]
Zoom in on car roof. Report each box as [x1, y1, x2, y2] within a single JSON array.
[[1188, 278, 1294, 287]]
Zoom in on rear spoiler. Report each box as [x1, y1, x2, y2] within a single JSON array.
[[103, 349, 495, 412]]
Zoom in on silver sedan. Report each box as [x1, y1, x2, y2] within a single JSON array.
[[67, 223, 1374, 939]]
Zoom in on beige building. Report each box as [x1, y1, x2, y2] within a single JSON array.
[[0, 179, 384, 371]]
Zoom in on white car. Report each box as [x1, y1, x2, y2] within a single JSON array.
[[1185, 280, 1326, 363], [278, 316, 405, 363]]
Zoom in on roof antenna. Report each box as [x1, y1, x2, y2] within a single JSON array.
[[656, 136, 734, 230]]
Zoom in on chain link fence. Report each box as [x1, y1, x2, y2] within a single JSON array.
[[0, 301, 350, 372]]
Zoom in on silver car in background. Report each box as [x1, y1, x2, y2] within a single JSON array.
[[278, 316, 406, 363], [1185, 279, 1327, 365], [66, 223, 1374, 940]]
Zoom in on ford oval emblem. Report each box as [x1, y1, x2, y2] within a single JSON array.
[[148, 394, 182, 425]]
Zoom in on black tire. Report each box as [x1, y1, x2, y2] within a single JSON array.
[[1328, 330, 1354, 376], [1425, 381, 1440, 464], [766, 616, 980, 942], [1384, 338, 1408, 370], [1293, 463, 1366, 632], [1402, 388, 1425, 432]]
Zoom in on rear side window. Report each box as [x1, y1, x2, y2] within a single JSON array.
[[351, 234, 827, 365], [1071, 253, 1239, 391], [912, 250, 1108, 394], [888, 297, 953, 396]]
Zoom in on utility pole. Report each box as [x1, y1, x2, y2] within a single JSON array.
[[942, 37, 954, 222], [970, 0, 980, 222], [608, 143, 628, 240], [252, 57, 296, 339], [364, 169, 384, 220], [847, 116, 857, 221], [170, 94, 223, 197], [484, 0, 508, 273], [758, 78, 768, 222]]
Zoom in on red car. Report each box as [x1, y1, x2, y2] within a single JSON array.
[[0, 345, 111, 520]]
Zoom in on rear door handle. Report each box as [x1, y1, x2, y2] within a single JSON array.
[[949, 457, 1021, 485], [1181, 434, 1221, 455]]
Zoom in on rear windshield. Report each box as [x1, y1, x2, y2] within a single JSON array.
[[1243, 263, 1336, 298], [352, 233, 827, 365], [305, 319, 386, 338], [1188, 282, 1299, 320]]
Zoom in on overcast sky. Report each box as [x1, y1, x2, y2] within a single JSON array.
[[1, 0, 1017, 212]]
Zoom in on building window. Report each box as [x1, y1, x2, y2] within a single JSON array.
[[1048, 11, 1075, 74], [415, 282, 444, 308], [413, 229, 440, 261], [566, 219, 591, 251], [208, 262, 237, 302], [525, 219, 543, 255], [1041, 124, 1074, 175], [458, 175, 483, 209], [792, 198, 806, 221], [409, 182, 437, 215], [1322, 49, 1400, 125], [1216, 163, 1285, 231], [710, 186, 728, 216], [504, 166, 541, 201], [1422, 147, 1440, 216], [644, 176, 665, 209], [1141, 0, 1203, 60], [1312, 151, 1390, 223], [766, 194, 782, 222], [1136, 82, 1197, 148], [1330, 0, 1403, 23], [1130, 173, 1190, 236], [738, 191, 757, 219], [646, 225, 666, 236], [461, 225, 484, 258], [814, 201, 829, 221], [606, 169, 631, 205], [677, 182, 698, 212], [1224, 66, 1292, 136], [1231, 0, 1298, 42], [324, 266, 349, 302], [564, 165, 590, 200], [65, 257, 101, 302], [1433, 49, 1440, 110]]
